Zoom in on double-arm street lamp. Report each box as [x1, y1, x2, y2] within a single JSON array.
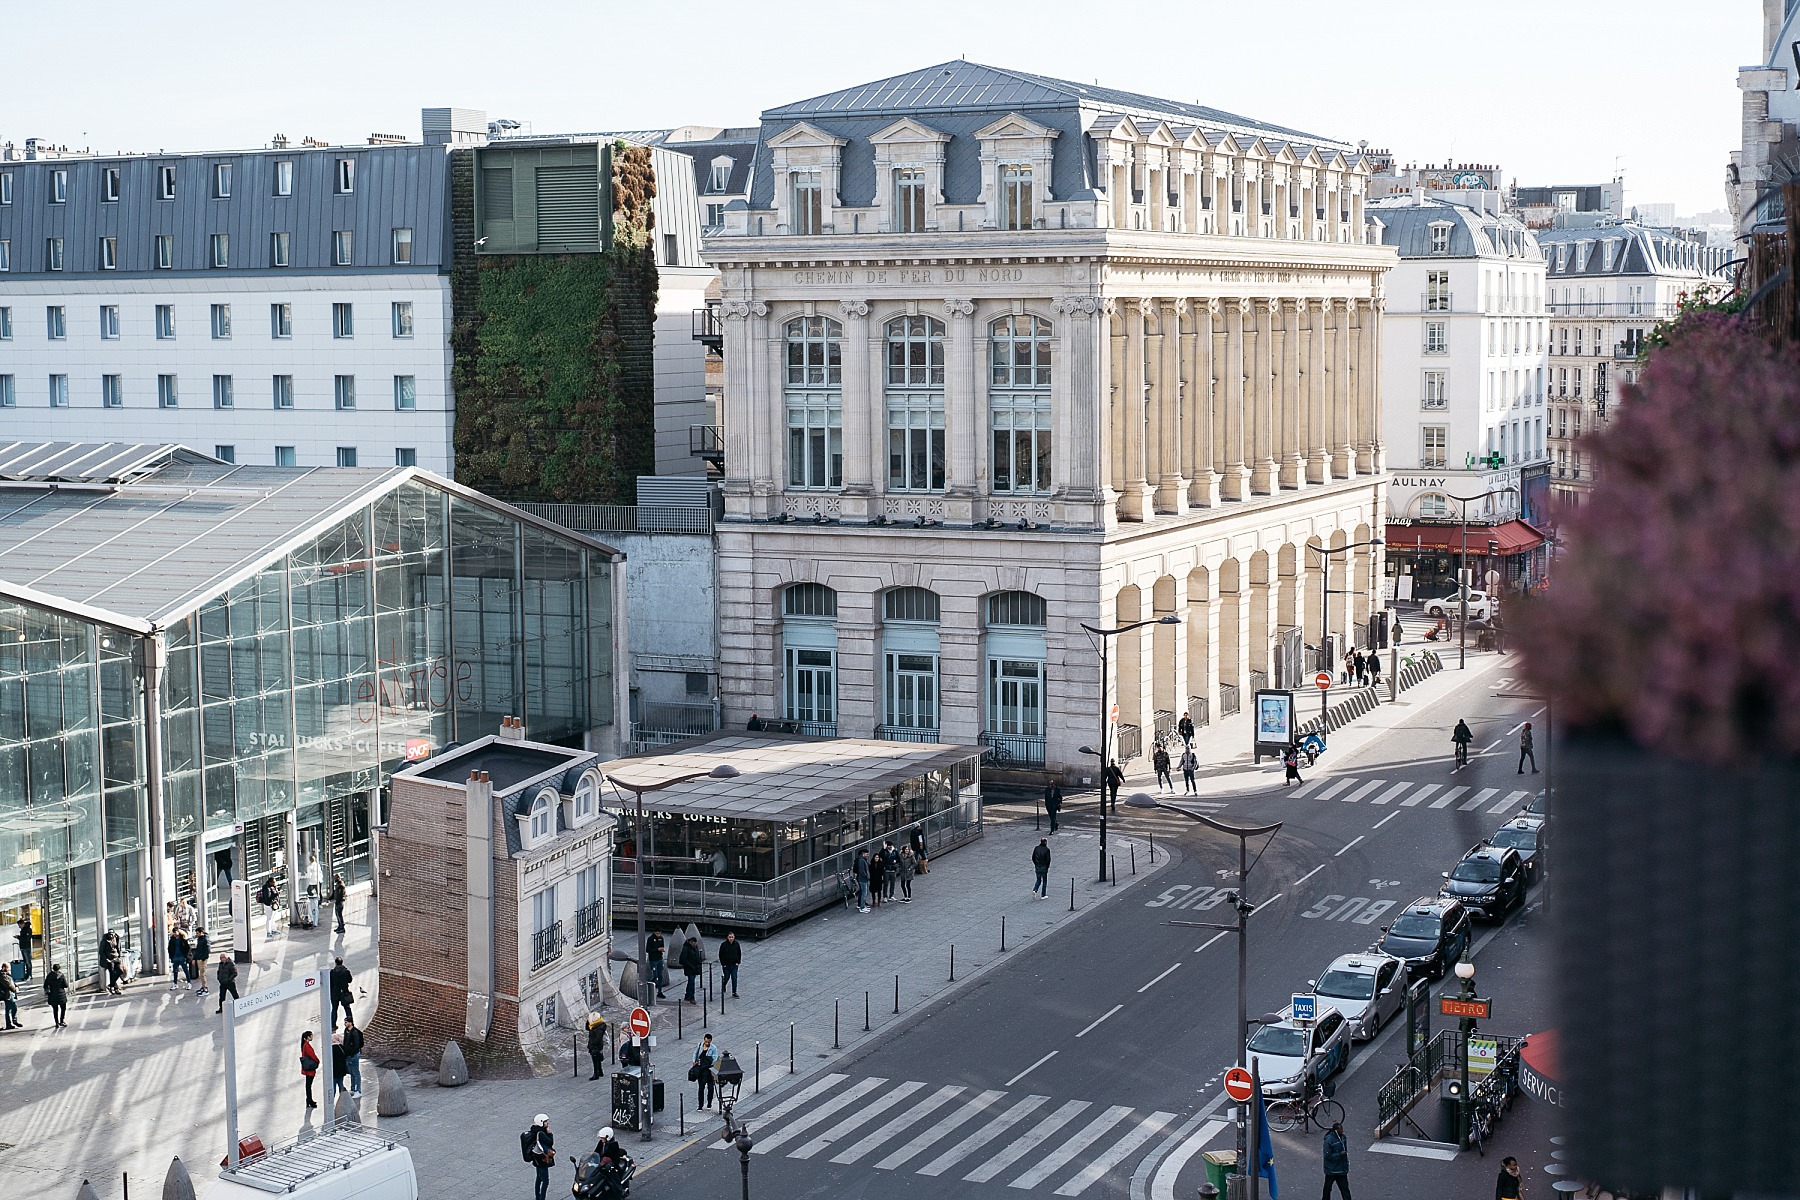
[[1304, 537, 1383, 680], [1129, 792, 1281, 1197], [605, 761, 741, 1141], [1444, 486, 1519, 669], [714, 1051, 753, 1199], [1079, 613, 1180, 883]]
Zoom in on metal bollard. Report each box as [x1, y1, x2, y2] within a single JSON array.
[[1111, 856, 1117, 886], [949, 943, 956, 982], [894, 973, 900, 1014], [1070, 877, 1076, 911], [864, 990, 871, 1032], [755, 1041, 761, 1094], [834, 998, 840, 1049], [721, 978, 726, 1017], [1132, 846, 1137, 876], [573, 1031, 579, 1079], [1001, 914, 1007, 951], [1150, 832, 1156, 863], [702, 993, 708, 1030], [677, 996, 684, 1039], [790, 1022, 796, 1074]]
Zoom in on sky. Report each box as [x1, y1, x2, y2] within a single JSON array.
[[3, 0, 1759, 217]]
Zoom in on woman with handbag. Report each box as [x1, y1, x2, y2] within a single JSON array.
[[691, 1033, 719, 1109]]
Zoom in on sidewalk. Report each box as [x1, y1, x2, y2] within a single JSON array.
[[0, 811, 1176, 1198]]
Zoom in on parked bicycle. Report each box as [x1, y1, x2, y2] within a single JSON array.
[[1265, 1080, 1344, 1133]]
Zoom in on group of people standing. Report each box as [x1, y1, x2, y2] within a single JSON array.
[[850, 828, 927, 913], [644, 929, 748, 1005]]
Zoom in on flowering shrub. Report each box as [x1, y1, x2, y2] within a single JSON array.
[[1519, 315, 1800, 762]]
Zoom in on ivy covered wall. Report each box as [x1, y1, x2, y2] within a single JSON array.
[[450, 142, 660, 504]]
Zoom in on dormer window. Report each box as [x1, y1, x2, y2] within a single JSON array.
[[572, 770, 599, 825], [974, 113, 1058, 232], [528, 788, 556, 842], [709, 157, 732, 193], [894, 168, 927, 233], [791, 170, 823, 235], [1001, 164, 1034, 230], [1429, 222, 1452, 254]]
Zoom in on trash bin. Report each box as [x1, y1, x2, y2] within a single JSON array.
[[611, 1072, 642, 1132], [1203, 1149, 1238, 1191]]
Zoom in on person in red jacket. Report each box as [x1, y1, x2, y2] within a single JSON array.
[[299, 1030, 320, 1108]]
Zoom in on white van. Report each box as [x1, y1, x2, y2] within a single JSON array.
[[202, 1126, 416, 1200]]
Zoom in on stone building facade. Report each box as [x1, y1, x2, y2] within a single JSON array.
[[702, 62, 1394, 775]]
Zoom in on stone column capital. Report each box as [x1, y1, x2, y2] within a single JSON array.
[[943, 298, 976, 318], [837, 299, 871, 319], [722, 299, 768, 321], [1051, 294, 1106, 316]]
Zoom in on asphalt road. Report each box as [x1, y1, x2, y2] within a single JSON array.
[[648, 656, 1550, 1200]]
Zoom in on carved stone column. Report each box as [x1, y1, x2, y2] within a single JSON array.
[[1250, 298, 1277, 495], [1355, 296, 1379, 474], [838, 299, 874, 517], [1144, 300, 1165, 506], [1221, 298, 1249, 501], [1189, 299, 1221, 508], [1157, 298, 1188, 513], [1280, 298, 1307, 490], [1332, 295, 1354, 479], [1108, 307, 1126, 509], [944, 298, 977, 520], [719, 299, 763, 517], [1307, 298, 1331, 485], [1119, 299, 1153, 520], [1052, 294, 1106, 507]]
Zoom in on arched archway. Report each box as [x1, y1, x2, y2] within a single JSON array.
[[1217, 558, 1244, 712]]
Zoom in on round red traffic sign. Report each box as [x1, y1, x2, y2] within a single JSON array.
[[1314, 672, 1332, 691], [628, 1006, 652, 1038], [1223, 1066, 1254, 1103]]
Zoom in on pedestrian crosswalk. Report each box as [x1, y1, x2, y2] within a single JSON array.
[[1285, 775, 1532, 816], [714, 1072, 1176, 1195]]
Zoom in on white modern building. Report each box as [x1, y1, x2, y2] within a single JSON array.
[[0, 143, 455, 471], [703, 61, 1394, 775]]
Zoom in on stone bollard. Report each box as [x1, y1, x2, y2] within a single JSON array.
[[334, 1088, 358, 1121], [438, 1039, 469, 1086], [618, 960, 640, 999], [163, 1156, 198, 1200], [377, 1067, 410, 1116], [75, 1182, 100, 1200]]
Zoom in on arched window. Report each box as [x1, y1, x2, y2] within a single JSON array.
[[529, 788, 557, 841], [781, 582, 837, 731], [785, 316, 842, 488], [982, 591, 1047, 759], [886, 315, 945, 491], [882, 587, 940, 623], [572, 770, 599, 822], [881, 587, 941, 737], [782, 582, 838, 618], [989, 314, 1053, 494], [986, 590, 1047, 628], [1416, 492, 1450, 519]]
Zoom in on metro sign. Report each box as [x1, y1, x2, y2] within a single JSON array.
[[1439, 996, 1492, 1020]]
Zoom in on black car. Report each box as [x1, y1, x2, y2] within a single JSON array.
[[1483, 819, 1544, 884], [1379, 897, 1472, 980], [1440, 845, 1526, 921]]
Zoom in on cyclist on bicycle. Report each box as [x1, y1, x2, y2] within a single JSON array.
[[1451, 718, 1474, 768]]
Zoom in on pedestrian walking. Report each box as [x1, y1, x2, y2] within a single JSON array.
[[1321, 1120, 1352, 1199], [215, 952, 238, 1012], [1103, 761, 1124, 813], [1031, 838, 1051, 898], [99, 929, 123, 995], [1, 959, 20, 1028], [191, 930, 210, 994], [586, 1013, 608, 1080], [717, 932, 741, 997], [1283, 744, 1303, 787], [1179, 747, 1199, 795], [1044, 782, 1063, 832], [522, 1115, 555, 1200], [44, 962, 69, 1027], [1495, 1156, 1522, 1199], [1368, 652, 1381, 688], [679, 935, 704, 1004], [1354, 649, 1368, 687], [1152, 746, 1173, 793], [691, 1033, 719, 1109], [15, 912, 33, 980], [854, 849, 871, 912], [168, 927, 190, 991], [299, 1031, 320, 1108], [898, 844, 917, 902], [1178, 712, 1195, 747], [1517, 722, 1538, 774], [881, 840, 900, 901], [329, 956, 355, 1027], [646, 929, 668, 999], [868, 848, 887, 908], [330, 872, 347, 934], [257, 873, 281, 939], [342, 1016, 364, 1095]]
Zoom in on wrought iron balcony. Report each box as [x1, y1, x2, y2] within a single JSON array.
[[692, 300, 723, 351], [876, 724, 941, 744], [574, 901, 605, 947], [531, 921, 564, 971]]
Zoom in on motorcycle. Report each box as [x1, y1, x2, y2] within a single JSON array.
[[572, 1150, 635, 1200]]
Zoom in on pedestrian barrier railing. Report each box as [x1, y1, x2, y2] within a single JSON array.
[[876, 724, 942, 744], [1187, 695, 1209, 728], [979, 730, 1047, 768], [1219, 683, 1241, 717], [1152, 710, 1176, 750], [1248, 669, 1268, 694], [1375, 1029, 1522, 1137], [1116, 723, 1142, 763]]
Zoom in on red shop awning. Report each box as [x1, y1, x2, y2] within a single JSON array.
[[1384, 519, 1546, 556]]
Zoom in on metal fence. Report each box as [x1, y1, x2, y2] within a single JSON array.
[[979, 731, 1046, 769], [516, 502, 714, 535], [1248, 669, 1268, 694], [1186, 695, 1210, 729], [1219, 683, 1241, 717], [876, 725, 942, 744], [1152, 710, 1176, 750], [1375, 1029, 1523, 1136], [1116, 723, 1142, 762], [531, 921, 564, 972]]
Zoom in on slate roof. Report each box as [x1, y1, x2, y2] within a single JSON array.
[[400, 734, 606, 857], [1536, 224, 1726, 280], [664, 136, 758, 200], [1367, 195, 1540, 261]]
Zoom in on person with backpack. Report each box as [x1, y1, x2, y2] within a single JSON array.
[[299, 1031, 320, 1108], [691, 1032, 720, 1109], [1031, 838, 1051, 899], [257, 874, 281, 939], [1043, 781, 1064, 832], [329, 956, 355, 1027], [521, 1114, 555, 1200], [1283, 743, 1303, 787], [1517, 722, 1538, 774], [1452, 718, 1475, 768], [98, 929, 123, 995]]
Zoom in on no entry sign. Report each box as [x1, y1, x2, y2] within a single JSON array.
[[628, 1006, 652, 1038], [1314, 672, 1332, 691], [1223, 1066, 1254, 1103]]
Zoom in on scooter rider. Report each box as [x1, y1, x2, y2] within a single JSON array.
[[572, 1127, 632, 1200]]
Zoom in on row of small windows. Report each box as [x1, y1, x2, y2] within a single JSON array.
[[0, 371, 417, 411], [0, 301, 414, 341], [0, 158, 356, 206], [781, 583, 1046, 629], [788, 163, 1037, 235], [0, 228, 411, 272], [783, 313, 1054, 495], [208, 445, 417, 468]]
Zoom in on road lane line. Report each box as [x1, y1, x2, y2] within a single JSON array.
[[1006, 1052, 1058, 1087], [1493, 788, 1531, 814], [1009, 1104, 1135, 1189], [1294, 864, 1325, 887], [1480, 736, 1506, 752], [751, 1077, 887, 1155], [832, 1084, 964, 1164], [715, 1072, 847, 1147], [1335, 835, 1364, 857], [1342, 780, 1386, 803], [1058, 1110, 1176, 1196], [1138, 963, 1182, 993], [1148, 1118, 1231, 1200], [1288, 779, 1325, 798], [875, 1088, 1004, 1170], [1373, 809, 1401, 830], [1400, 784, 1439, 807], [1258, 892, 1284, 909], [1372, 781, 1411, 805], [1193, 930, 1228, 955], [1076, 1004, 1124, 1038], [1506, 720, 1526, 735], [789, 1080, 925, 1159], [1430, 786, 1468, 809], [1314, 780, 1355, 802], [1462, 787, 1499, 811], [919, 1093, 1048, 1176], [965, 1098, 1090, 1182]]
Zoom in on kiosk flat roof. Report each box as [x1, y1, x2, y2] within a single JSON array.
[[602, 734, 979, 822]]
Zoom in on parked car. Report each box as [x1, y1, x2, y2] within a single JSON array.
[[1440, 845, 1526, 921], [1378, 896, 1472, 980], [1245, 1006, 1351, 1098], [1423, 590, 1492, 620], [1311, 953, 1406, 1042], [1484, 819, 1545, 884]]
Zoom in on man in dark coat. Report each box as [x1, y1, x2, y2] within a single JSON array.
[[44, 963, 70, 1027], [329, 956, 355, 1027], [98, 930, 123, 994], [586, 1014, 608, 1080], [1322, 1120, 1351, 1198], [679, 936, 705, 1004], [881, 841, 900, 902], [1, 960, 20, 1027], [1177, 712, 1196, 747], [1032, 838, 1051, 899], [1043, 782, 1063, 832], [330, 873, 348, 934], [342, 1016, 365, 1095], [15, 913, 33, 979], [214, 952, 238, 1013], [718, 932, 742, 998], [854, 849, 871, 912], [1103, 762, 1124, 813], [869, 848, 887, 908], [646, 930, 668, 1000]]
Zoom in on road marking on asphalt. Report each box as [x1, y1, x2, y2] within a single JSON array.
[[1294, 864, 1325, 887], [1493, 788, 1531, 814], [789, 1079, 926, 1159], [1138, 963, 1182, 993], [1372, 781, 1412, 805], [1372, 809, 1402, 830], [751, 1077, 887, 1155], [719, 1072, 847, 1147], [1430, 786, 1469, 809], [1289, 778, 1325, 798], [1010, 1104, 1134, 1189], [1193, 930, 1229, 955], [1314, 779, 1356, 802], [1480, 736, 1506, 752], [919, 1093, 1048, 1175], [1076, 1004, 1124, 1038], [1367, 1141, 1458, 1160], [831, 1084, 965, 1164], [1006, 1052, 1058, 1087], [1400, 784, 1439, 807], [1342, 780, 1386, 803], [1259, 892, 1284, 909], [1335, 835, 1364, 857], [1148, 1118, 1231, 1200], [1057, 1110, 1176, 1196], [1462, 787, 1499, 811], [965, 1098, 1091, 1182], [874, 1088, 1004, 1170]]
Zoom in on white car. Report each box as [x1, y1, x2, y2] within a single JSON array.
[[1423, 590, 1492, 620], [1245, 1006, 1351, 1098], [1311, 953, 1406, 1042]]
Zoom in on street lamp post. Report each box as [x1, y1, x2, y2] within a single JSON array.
[[1444, 487, 1518, 670], [605, 761, 741, 1142], [1079, 614, 1180, 884], [1129, 793, 1279, 1195], [714, 1051, 752, 1200], [1453, 956, 1478, 1149], [1304, 539, 1383, 685]]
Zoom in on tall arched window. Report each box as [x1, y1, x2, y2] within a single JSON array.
[[982, 591, 1048, 764], [990, 314, 1053, 493], [885, 315, 945, 491], [785, 316, 842, 489], [781, 583, 838, 731], [881, 587, 941, 738], [1415, 492, 1450, 519]]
